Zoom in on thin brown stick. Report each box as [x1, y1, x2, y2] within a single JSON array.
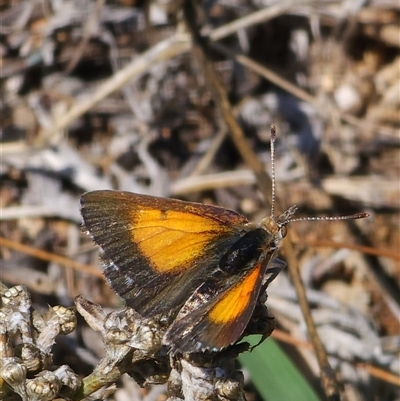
[[188, 127, 228, 177], [41, 35, 191, 142], [355, 363, 400, 387], [211, 42, 398, 137], [305, 239, 400, 262], [0, 236, 104, 279], [283, 236, 341, 401], [182, 0, 273, 206], [208, 0, 313, 42], [272, 329, 400, 387], [41, 2, 397, 143], [182, 1, 342, 399]]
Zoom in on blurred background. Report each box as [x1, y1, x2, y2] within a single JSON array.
[[1, 1, 399, 400]]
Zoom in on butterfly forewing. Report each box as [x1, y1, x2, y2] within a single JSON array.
[[80, 190, 252, 316]]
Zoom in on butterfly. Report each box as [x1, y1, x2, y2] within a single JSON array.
[[80, 128, 368, 353]]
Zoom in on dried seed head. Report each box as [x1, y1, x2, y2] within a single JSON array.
[[1, 286, 33, 346], [106, 327, 129, 345], [54, 365, 81, 393], [51, 305, 77, 335], [0, 308, 12, 359], [15, 343, 42, 372], [36, 305, 77, 356], [2, 286, 31, 312], [0, 357, 28, 399], [216, 373, 245, 401], [26, 371, 61, 401], [0, 285, 81, 400], [108, 308, 163, 353]]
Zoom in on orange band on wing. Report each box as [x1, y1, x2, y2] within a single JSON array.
[[131, 209, 230, 273], [208, 263, 262, 324]]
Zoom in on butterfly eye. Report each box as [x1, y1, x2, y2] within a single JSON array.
[[280, 226, 287, 238]]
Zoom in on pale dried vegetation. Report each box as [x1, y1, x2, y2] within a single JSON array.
[[0, 1, 399, 400]]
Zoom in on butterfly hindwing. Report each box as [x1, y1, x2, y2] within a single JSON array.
[[164, 260, 268, 353], [164, 228, 277, 352]]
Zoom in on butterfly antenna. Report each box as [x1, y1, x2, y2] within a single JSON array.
[[288, 212, 369, 224], [268, 124, 369, 225], [270, 125, 277, 217]]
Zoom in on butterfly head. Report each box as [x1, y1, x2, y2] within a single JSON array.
[[259, 204, 298, 248]]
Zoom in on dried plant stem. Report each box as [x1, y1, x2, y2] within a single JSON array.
[[74, 358, 134, 400], [182, 1, 273, 204], [306, 239, 400, 262], [208, 0, 314, 41], [282, 236, 341, 401], [0, 236, 104, 279], [41, 35, 191, 142], [182, 1, 341, 400], [211, 42, 398, 137], [188, 127, 228, 177], [272, 329, 400, 386], [172, 169, 254, 194], [42, 0, 396, 143]]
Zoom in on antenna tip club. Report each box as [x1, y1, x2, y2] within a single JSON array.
[[270, 125, 276, 139], [354, 212, 370, 219]]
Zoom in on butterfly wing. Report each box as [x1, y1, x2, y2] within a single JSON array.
[[164, 225, 280, 353], [164, 259, 269, 353], [80, 190, 250, 316]]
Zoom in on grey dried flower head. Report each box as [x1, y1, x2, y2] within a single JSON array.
[[167, 344, 249, 401], [25, 365, 82, 401], [75, 295, 164, 375], [1, 286, 33, 344], [51, 305, 77, 335], [0, 357, 28, 399], [26, 371, 61, 401], [14, 343, 42, 373], [2, 286, 32, 311], [1, 284, 258, 400], [35, 305, 77, 357], [0, 284, 81, 401]]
